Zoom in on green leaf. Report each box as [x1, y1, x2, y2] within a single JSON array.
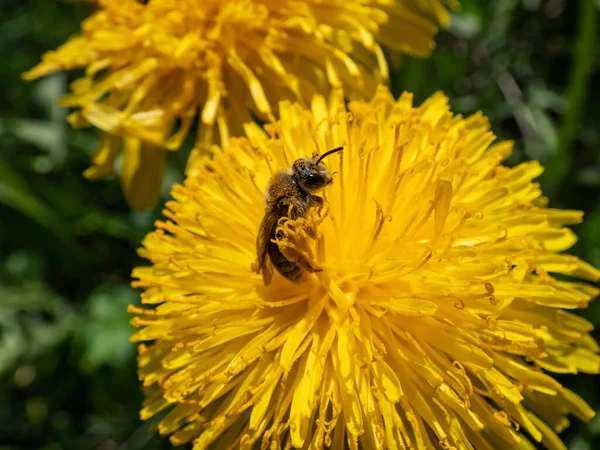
[[75, 285, 137, 373], [0, 159, 64, 236], [449, 12, 482, 39], [0, 283, 76, 376]]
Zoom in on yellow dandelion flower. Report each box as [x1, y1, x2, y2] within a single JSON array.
[[23, 0, 456, 209], [129, 87, 600, 450]]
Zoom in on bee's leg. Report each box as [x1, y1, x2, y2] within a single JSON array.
[[280, 246, 323, 273], [310, 195, 324, 209], [303, 195, 328, 239], [310, 195, 330, 221], [302, 223, 318, 240]]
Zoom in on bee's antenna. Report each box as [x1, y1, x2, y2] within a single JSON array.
[[317, 146, 344, 164]]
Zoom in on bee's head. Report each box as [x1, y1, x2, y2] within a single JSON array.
[[292, 147, 343, 193]]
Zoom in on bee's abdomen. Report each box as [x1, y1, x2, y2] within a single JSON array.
[[268, 240, 302, 282]]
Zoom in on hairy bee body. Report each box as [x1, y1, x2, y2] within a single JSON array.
[[254, 148, 342, 285]]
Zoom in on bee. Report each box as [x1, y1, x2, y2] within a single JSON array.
[[253, 147, 343, 285]]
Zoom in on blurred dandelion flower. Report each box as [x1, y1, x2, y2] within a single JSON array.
[[23, 0, 455, 209], [130, 87, 600, 449]]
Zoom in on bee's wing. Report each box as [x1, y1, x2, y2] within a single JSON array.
[[256, 210, 280, 285]]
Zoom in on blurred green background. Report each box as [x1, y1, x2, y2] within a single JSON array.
[[1, 1, 599, 449]]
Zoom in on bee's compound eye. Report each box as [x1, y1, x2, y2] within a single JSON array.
[[306, 173, 326, 187]]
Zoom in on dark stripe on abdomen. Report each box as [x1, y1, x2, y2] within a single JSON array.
[[268, 241, 302, 282]]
